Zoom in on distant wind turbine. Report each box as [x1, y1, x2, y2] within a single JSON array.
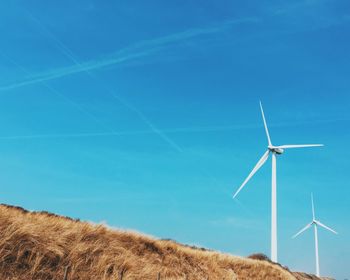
[[292, 193, 338, 277], [233, 102, 323, 263]]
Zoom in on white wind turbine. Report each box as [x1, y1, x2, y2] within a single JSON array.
[[292, 194, 338, 277], [233, 102, 323, 263]]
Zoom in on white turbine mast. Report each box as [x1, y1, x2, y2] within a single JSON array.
[[233, 102, 323, 263], [292, 193, 338, 277]]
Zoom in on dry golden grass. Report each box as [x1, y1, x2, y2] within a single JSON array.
[[0, 204, 322, 280]]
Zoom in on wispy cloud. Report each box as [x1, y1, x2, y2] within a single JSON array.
[[269, 0, 350, 31]]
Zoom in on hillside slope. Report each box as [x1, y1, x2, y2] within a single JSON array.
[[0, 204, 323, 280]]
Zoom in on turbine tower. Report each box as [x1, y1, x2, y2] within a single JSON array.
[[233, 102, 323, 263], [292, 194, 338, 277]]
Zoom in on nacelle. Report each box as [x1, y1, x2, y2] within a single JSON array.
[[274, 148, 284, 154], [269, 147, 284, 154]]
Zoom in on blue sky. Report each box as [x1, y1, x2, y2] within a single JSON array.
[[0, 0, 349, 278]]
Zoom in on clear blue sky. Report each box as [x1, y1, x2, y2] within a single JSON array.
[[0, 0, 349, 278]]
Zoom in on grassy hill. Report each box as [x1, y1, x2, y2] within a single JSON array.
[[0, 204, 329, 280]]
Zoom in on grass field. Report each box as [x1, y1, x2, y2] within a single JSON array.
[[0, 204, 329, 280]]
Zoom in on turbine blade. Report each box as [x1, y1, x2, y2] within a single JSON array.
[[311, 193, 315, 220], [315, 220, 338, 234], [277, 144, 324, 149], [292, 222, 313, 239], [233, 150, 270, 198], [259, 101, 272, 146]]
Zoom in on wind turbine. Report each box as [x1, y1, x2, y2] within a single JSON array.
[[233, 102, 323, 263], [292, 194, 337, 277]]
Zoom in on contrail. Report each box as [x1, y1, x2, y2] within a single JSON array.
[[0, 50, 117, 133], [0, 16, 258, 92], [0, 124, 257, 140], [0, 131, 147, 140], [0, 49, 156, 92], [25, 11, 183, 152], [26, 11, 86, 67], [0, 14, 258, 150], [0, 118, 345, 140], [0, 125, 241, 140]]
